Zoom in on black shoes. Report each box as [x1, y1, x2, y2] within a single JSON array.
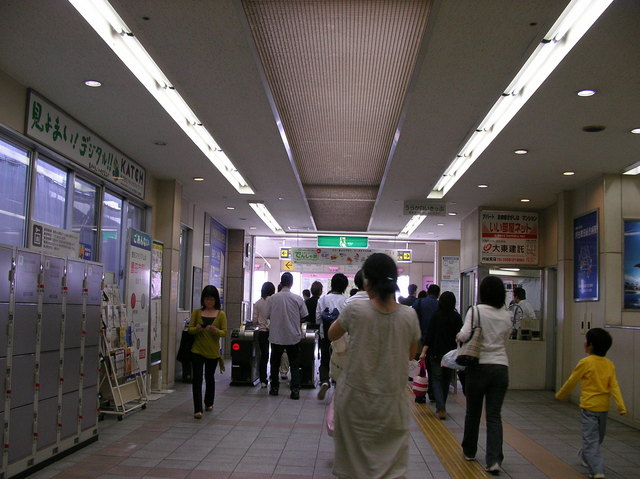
[[415, 395, 427, 404], [269, 388, 279, 396], [290, 390, 300, 400]]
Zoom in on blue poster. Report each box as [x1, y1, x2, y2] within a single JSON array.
[[623, 221, 640, 309], [574, 210, 598, 301], [206, 216, 227, 307]]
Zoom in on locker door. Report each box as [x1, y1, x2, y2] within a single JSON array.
[[12, 304, 38, 355], [41, 303, 63, 352], [0, 245, 12, 302], [14, 250, 40, 303], [42, 256, 64, 304], [66, 260, 85, 305]]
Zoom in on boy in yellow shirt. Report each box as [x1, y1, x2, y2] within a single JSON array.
[[556, 328, 626, 479]]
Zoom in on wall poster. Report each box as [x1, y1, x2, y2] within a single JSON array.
[[480, 210, 538, 265], [623, 220, 640, 309], [574, 210, 599, 302], [203, 214, 227, 306], [125, 228, 152, 372]]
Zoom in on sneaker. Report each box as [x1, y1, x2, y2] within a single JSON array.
[[205, 406, 213, 411], [485, 463, 500, 475], [415, 395, 427, 404], [317, 382, 330, 400], [437, 410, 446, 420], [261, 382, 268, 389], [194, 412, 203, 419], [464, 455, 475, 461], [269, 388, 279, 396], [290, 390, 300, 400]]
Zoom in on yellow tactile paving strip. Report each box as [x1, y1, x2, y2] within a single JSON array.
[[407, 387, 488, 479]]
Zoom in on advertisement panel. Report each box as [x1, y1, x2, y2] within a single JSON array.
[[125, 229, 152, 372], [480, 210, 538, 265], [574, 210, 599, 302]]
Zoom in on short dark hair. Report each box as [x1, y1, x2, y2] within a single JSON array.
[[363, 253, 398, 302], [310, 281, 323, 296], [330, 273, 349, 294], [302, 289, 311, 299], [349, 288, 358, 297], [586, 328, 612, 357], [354, 269, 364, 290], [514, 287, 526, 300], [417, 290, 427, 298], [280, 272, 293, 288], [479, 276, 506, 309], [201, 285, 221, 310], [261, 281, 276, 299], [408, 284, 418, 295], [438, 291, 456, 312], [427, 284, 440, 298]]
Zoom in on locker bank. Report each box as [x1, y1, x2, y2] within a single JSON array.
[[0, 1, 639, 478]]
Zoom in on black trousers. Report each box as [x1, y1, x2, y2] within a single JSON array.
[[269, 342, 301, 391], [191, 353, 219, 413], [318, 336, 332, 385]]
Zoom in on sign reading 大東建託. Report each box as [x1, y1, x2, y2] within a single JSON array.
[[480, 210, 538, 265], [25, 90, 145, 199]]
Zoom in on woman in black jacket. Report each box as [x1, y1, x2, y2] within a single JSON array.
[[419, 291, 462, 419]]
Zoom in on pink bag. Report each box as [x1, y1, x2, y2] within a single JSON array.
[[412, 360, 428, 397], [326, 394, 335, 436]]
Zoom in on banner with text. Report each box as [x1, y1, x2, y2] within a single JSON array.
[[125, 229, 152, 372], [26, 90, 145, 198], [480, 210, 538, 265]]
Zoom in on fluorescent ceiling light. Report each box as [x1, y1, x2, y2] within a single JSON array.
[[68, 0, 254, 194], [428, 0, 613, 199], [84, 80, 102, 87], [623, 161, 640, 176], [631, 128, 640, 135], [398, 215, 426, 238], [249, 202, 285, 234]]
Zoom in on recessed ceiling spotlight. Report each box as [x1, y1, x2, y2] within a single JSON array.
[[563, 171, 575, 176], [631, 128, 640, 135], [436, 223, 444, 226], [193, 177, 204, 182], [249, 226, 257, 230], [153, 141, 167, 146], [84, 80, 102, 87], [577, 89, 596, 97], [427, 232, 435, 235], [478, 184, 488, 188], [514, 149, 528, 155], [447, 212, 457, 216], [520, 198, 530, 203], [226, 206, 235, 210]]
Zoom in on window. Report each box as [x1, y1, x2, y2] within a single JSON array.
[[126, 202, 145, 232], [72, 178, 98, 260], [0, 139, 29, 246], [101, 191, 123, 276], [33, 158, 68, 228]]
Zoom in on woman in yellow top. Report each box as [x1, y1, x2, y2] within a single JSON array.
[[189, 285, 227, 418]]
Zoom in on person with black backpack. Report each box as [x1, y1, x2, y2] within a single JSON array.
[[315, 273, 348, 399]]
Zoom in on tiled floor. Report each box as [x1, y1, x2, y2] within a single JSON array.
[[25, 367, 640, 479]]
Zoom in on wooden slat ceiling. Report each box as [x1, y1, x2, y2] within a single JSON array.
[[242, 0, 432, 231]]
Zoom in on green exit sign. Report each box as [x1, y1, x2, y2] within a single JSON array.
[[317, 236, 368, 248]]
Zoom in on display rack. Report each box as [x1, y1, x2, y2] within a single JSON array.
[[98, 285, 147, 419]]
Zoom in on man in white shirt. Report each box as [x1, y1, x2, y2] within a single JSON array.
[[511, 287, 536, 340], [266, 272, 308, 399]]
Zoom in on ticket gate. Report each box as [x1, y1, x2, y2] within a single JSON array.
[[230, 327, 260, 386], [299, 329, 318, 389]]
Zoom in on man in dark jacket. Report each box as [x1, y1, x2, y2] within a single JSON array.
[[412, 284, 440, 402]]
